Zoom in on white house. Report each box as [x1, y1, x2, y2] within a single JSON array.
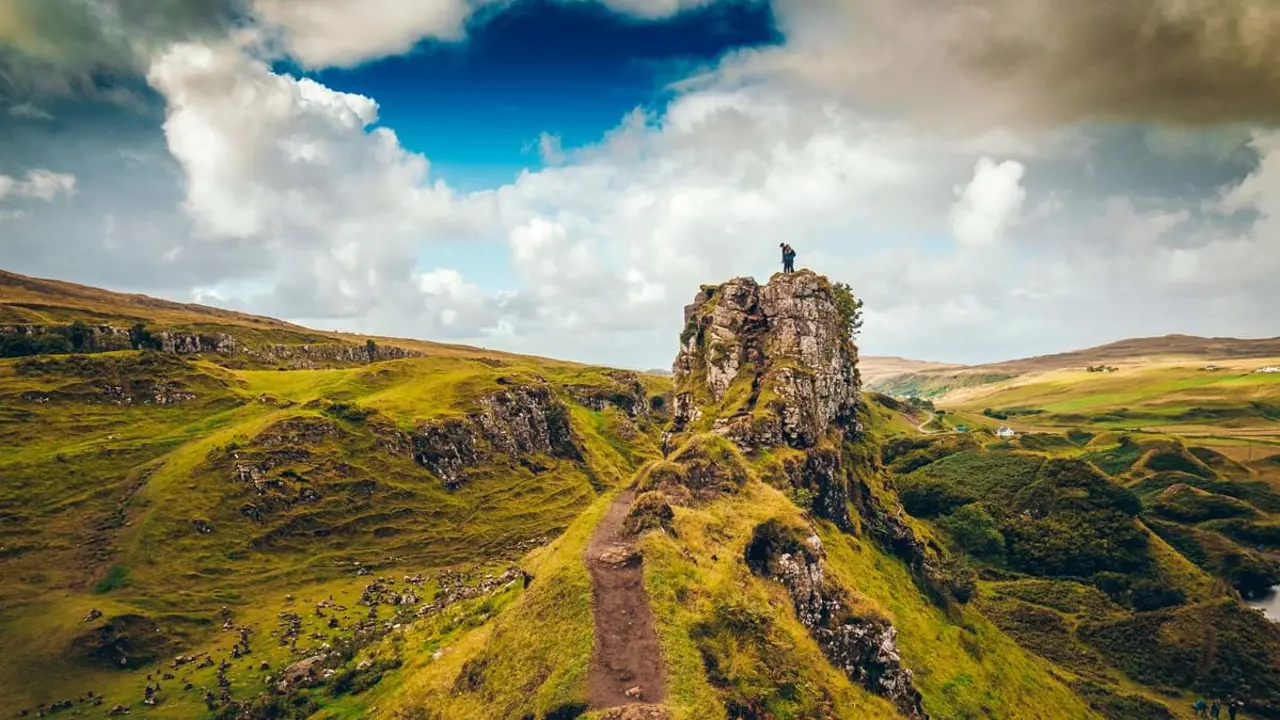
[[996, 426, 1016, 439]]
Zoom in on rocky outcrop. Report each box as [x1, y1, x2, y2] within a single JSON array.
[[0, 323, 132, 351], [155, 331, 237, 354], [745, 520, 928, 719], [772, 447, 857, 532], [242, 342, 423, 367], [670, 271, 860, 451], [847, 474, 975, 605], [0, 323, 423, 367], [565, 370, 653, 418], [411, 418, 479, 489], [412, 383, 581, 489]]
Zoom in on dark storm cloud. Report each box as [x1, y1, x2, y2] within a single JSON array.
[[0, 0, 237, 102], [761, 0, 1280, 127]]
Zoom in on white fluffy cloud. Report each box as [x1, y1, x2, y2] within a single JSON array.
[[132, 29, 1280, 366], [250, 0, 501, 68], [146, 41, 493, 320], [950, 158, 1026, 247], [0, 169, 76, 201], [9, 0, 1280, 368]]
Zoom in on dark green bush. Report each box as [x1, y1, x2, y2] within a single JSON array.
[[938, 503, 1005, 557]]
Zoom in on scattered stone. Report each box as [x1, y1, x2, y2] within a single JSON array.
[[597, 544, 639, 567], [82, 608, 102, 622], [276, 654, 328, 692]]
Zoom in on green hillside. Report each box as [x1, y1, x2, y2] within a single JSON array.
[[2, 269, 1279, 720]]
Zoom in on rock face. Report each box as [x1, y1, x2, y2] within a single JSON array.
[[670, 270, 859, 451], [0, 323, 424, 367], [412, 383, 581, 489], [565, 370, 653, 418], [745, 520, 929, 720]]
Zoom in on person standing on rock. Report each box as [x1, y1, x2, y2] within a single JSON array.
[[779, 243, 796, 274]]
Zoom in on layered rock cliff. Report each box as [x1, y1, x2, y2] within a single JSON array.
[[669, 270, 860, 451], [412, 382, 583, 489], [0, 323, 423, 368]]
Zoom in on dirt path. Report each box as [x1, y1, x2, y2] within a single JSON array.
[[586, 489, 666, 709]]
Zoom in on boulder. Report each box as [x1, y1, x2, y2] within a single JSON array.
[[276, 653, 328, 692]]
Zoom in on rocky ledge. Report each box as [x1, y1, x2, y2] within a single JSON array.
[[412, 382, 582, 488], [746, 519, 929, 720]]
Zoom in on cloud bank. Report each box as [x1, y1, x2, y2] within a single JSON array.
[[2, 0, 1278, 369]]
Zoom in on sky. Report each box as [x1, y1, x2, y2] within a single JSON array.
[[1, 0, 1279, 370]]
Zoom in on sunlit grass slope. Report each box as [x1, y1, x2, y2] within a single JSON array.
[[0, 344, 668, 714]]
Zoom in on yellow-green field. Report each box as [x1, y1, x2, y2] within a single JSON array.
[[938, 360, 1280, 460]]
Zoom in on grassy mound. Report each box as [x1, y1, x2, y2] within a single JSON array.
[[637, 434, 750, 503], [1148, 484, 1258, 523], [623, 492, 676, 536]]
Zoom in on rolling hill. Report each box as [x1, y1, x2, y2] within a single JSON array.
[[2, 268, 1280, 720], [867, 335, 1280, 411]]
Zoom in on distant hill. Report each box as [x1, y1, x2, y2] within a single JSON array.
[[0, 268, 557, 364], [868, 334, 1280, 398], [0, 268, 306, 329], [978, 334, 1280, 372], [859, 356, 964, 385]]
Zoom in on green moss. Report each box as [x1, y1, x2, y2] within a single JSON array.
[[1082, 440, 1147, 476], [91, 565, 131, 594], [977, 596, 1107, 674], [988, 579, 1122, 619], [899, 449, 1044, 508]]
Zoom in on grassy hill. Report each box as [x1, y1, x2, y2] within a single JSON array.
[[869, 334, 1280, 400], [3, 269, 1280, 720], [0, 271, 673, 715]]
